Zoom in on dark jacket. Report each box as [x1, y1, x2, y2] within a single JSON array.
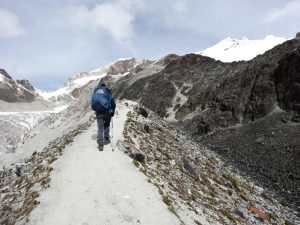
[[93, 85, 116, 115]]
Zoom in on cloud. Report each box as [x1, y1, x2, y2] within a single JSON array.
[[172, 0, 189, 14], [0, 8, 25, 39], [263, 0, 300, 22], [67, 1, 137, 43]]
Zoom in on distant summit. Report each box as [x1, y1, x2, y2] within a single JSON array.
[[0, 69, 38, 102], [197, 35, 287, 62], [0, 69, 12, 80], [37, 58, 141, 101]]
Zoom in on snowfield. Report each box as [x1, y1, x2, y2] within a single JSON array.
[[0, 105, 69, 165], [27, 102, 180, 225], [198, 35, 287, 62]]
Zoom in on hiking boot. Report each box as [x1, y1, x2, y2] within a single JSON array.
[[104, 137, 111, 145], [98, 144, 104, 151]]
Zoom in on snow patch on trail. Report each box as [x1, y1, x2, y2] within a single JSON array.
[[28, 101, 180, 225]]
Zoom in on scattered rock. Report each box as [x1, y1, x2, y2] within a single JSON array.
[[281, 118, 289, 123], [291, 114, 300, 123], [15, 166, 21, 177], [138, 107, 148, 118], [71, 88, 81, 98], [248, 205, 271, 222], [197, 118, 209, 135], [182, 158, 197, 178], [234, 209, 245, 219], [133, 153, 145, 163], [144, 124, 150, 133]]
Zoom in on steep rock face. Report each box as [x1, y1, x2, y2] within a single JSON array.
[[0, 69, 12, 79], [106, 58, 136, 75], [115, 39, 300, 132], [0, 70, 37, 102], [274, 49, 300, 113], [17, 79, 35, 91]]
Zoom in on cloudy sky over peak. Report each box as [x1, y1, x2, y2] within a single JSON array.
[[0, 0, 299, 90]]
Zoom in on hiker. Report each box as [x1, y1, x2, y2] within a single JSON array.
[[91, 83, 116, 151]]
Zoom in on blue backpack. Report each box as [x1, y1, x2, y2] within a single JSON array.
[[91, 87, 112, 113]]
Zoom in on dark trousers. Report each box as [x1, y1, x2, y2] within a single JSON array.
[[96, 113, 111, 145]]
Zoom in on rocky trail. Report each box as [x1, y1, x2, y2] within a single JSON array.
[[1, 101, 299, 225], [26, 102, 180, 225]]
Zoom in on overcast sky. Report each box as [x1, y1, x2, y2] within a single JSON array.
[[0, 0, 299, 90]]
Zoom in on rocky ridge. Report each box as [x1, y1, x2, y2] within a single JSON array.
[[111, 36, 300, 212], [38, 58, 142, 103], [0, 69, 38, 103], [1, 35, 299, 224], [121, 105, 299, 224]]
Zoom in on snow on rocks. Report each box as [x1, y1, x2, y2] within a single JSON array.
[[37, 58, 138, 101]]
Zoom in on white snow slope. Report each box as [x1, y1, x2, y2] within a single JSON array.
[[198, 35, 287, 62], [37, 58, 137, 100], [0, 105, 69, 155], [27, 102, 180, 225]]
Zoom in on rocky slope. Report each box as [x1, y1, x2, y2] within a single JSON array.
[[1, 102, 299, 225], [1, 34, 299, 224], [0, 69, 38, 103], [121, 104, 299, 224], [111, 36, 300, 212]]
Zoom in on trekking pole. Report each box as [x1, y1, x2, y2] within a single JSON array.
[[111, 118, 114, 152]]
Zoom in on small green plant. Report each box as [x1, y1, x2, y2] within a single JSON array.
[[162, 195, 172, 206], [133, 160, 140, 168], [222, 210, 237, 222], [239, 193, 248, 202], [285, 220, 295, 225], [222, 174, 240, 192], [48, 157, 57, 164], [194, 220, 203, 225]]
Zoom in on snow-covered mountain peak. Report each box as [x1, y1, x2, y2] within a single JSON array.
[[198, 35, 287, 62], [0, 74, 6, 83], [0, 69, 39, 102], [38, 57, 139, 101], [0, 69, 12, 80]]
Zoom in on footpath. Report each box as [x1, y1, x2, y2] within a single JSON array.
[[28, 103, 180, 225]]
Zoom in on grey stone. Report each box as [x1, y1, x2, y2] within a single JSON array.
[[138, 107, 148, 118], [144, 124, 150, 133]]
